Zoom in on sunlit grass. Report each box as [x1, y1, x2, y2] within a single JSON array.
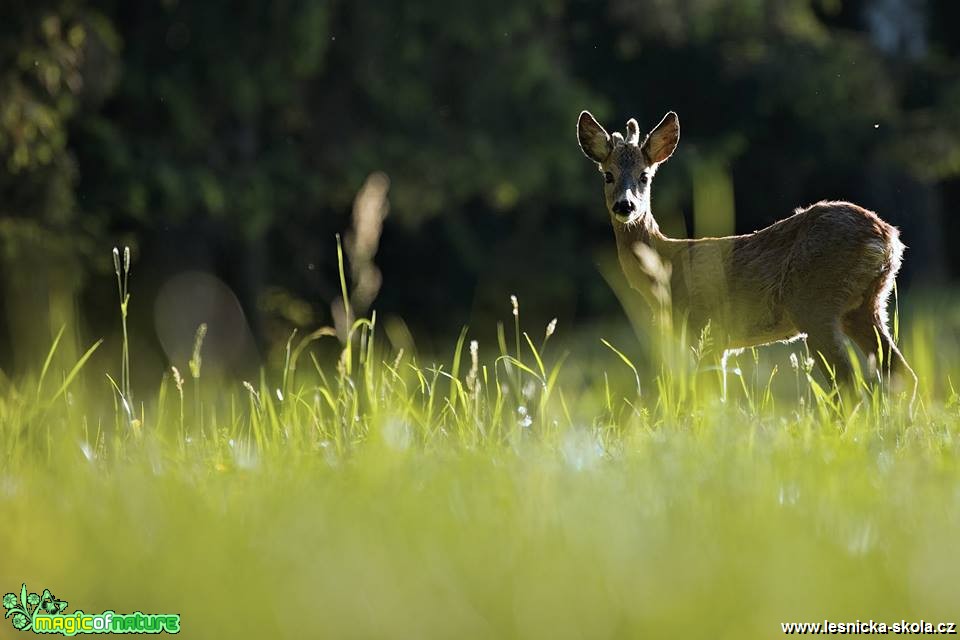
[[1, 251, 958, 638]]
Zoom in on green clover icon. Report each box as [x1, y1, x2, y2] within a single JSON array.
[[41, 598, 66, 614], [11, 613, 28, 630]]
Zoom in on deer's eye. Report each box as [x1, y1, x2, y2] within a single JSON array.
[[639, 173, 649, 184], [604, 172, 614, 184]]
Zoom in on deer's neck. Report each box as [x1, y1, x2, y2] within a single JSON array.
[[611, 209, 671, 256], [611, 209, 676, 303]]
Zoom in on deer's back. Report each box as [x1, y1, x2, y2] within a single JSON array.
[[670, 200, 902, 347], [738, 200, 902, 305]]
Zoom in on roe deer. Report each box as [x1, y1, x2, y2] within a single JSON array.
[[577, 110, 917, 395]]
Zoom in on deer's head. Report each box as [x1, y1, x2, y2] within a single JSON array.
[[577, 111, 679, 224]]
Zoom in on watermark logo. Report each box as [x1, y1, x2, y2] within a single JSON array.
[[3, 584, 180, 635]]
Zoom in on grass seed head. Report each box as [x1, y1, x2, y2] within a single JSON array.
[[171, 366, 184, 396], [189, 323, 207, 379], [466, 340, 479, 395], [546, 318, 558, 339]]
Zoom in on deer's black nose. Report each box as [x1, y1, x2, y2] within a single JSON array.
[[613, 199, 635, 215]]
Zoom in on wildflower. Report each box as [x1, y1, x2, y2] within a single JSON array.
[[12, 613, 28, 630], [383, 419, 413, 451], [562, 428, 604, 471], [26, 593, 39, 606], [123, 246, 131, 273], [2, 593, 16, 609], [112, 247, 121, 277], [789, 353, 799, 371], [522, 380, 537, 399], [517, 405, 532, 428], [545, 318, 557, 339], [510, 295, 519, 317]]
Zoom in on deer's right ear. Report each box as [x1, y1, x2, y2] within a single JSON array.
[[642, 112, 680, 165], [577, 111, 612, 164]]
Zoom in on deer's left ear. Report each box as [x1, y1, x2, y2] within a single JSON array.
[[642, 112, 680, 165], [577, 111, 612, 164]]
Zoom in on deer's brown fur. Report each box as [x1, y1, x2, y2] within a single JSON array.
[[577, 110, 916, 391]]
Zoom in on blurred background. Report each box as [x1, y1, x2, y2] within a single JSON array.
[[2, 0, 960, 387]]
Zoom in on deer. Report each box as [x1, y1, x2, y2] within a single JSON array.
[[576, 109, 917, 398]]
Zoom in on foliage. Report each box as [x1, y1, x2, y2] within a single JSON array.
[[0, 1, 117, 226], [1, 1, 960, 356]]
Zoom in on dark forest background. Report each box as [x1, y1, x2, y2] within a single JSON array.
[[2, 0, 960, 381]]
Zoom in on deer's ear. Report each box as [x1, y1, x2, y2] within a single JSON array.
[[642, 112, 680, 165], [577, 111, 612, 164]]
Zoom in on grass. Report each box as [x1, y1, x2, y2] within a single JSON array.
[[2, 250, 960, 638]]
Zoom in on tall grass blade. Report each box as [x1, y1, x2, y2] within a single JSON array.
[[37, 325, 66, 399], [50, 339, 104, 404]]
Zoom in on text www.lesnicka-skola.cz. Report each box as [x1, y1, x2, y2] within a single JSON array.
[[782, 620, 957, 635]]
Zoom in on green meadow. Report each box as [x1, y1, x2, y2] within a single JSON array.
[[2, 251, 959, 639]]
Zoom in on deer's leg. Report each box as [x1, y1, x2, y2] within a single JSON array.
[[842, 307, 880, 379], [842, 308, 918, 395], [803, 323, 854, 388], [785, 303, 853, 388]]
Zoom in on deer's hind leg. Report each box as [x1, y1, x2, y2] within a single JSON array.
[[842, 303, 917, 395], [785, 299, 856, 388], [799, 320, 854, 388]]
